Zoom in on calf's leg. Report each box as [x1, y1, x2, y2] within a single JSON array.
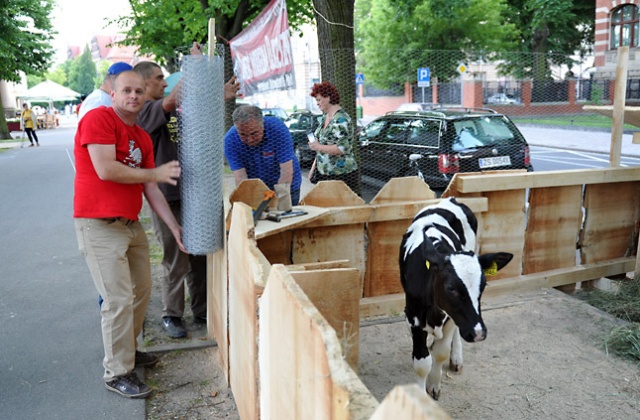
[[426, 320, 457, 400], [410, 325, 431, 391], [449, 326, 463, 372]]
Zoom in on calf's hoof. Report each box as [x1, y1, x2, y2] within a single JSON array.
[[426, 385, 441, 400], [449, 360, 463, 373]]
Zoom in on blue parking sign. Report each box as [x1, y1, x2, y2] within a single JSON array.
[[418, 68, 430, 87]]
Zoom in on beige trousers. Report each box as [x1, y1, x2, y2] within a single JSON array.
[[75, 218, 151, 381]]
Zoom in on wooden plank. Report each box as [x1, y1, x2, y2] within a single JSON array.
[[257, 230, 293, 265], [580, 182, 640, 264], [228, 202, 269, 420], [483, 257, 636, 297], [228, 178, 272, 209], [358, 257, 636, 317], [291, 268, 361, 371], [297, 197, 486, 227], [300, 180, 365, 207], [583, 105, 640, 129], [254, 205, 330, 239], [476, 189, 527, 280], [208, 248, 229, 383], [370, 385, 451, 420], [291, 224, 367, 294], [360, 293, 405, 319], [523, 186, 582, 274], [454, 167, 640, 192], [259, 265, 378, 420], [286, 260, 352, 271], [365, 219, 409, 296], [369, 177, 437, 204], [610, 45, 629, 167]]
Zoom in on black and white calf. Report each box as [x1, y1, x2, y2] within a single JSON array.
[[399, 197, 513, 400]]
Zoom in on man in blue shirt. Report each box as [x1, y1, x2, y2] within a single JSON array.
[[224, 105, 302, 204]]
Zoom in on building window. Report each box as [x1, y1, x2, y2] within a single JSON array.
[[611, 5, 640, 49]]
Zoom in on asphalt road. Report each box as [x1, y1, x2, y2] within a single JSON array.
[[0, 126, 146, 419]]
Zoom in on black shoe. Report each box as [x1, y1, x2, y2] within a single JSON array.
[[193, 315, 207, 324], [105, 373, 152, 398], [135, 351, 159, 368], [162, 316, 187, 338]]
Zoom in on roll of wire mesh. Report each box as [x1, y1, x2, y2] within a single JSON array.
[[178, 52, 225, 255]]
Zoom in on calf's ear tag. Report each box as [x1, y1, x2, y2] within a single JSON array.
[[425, 260, 430, 270], [483, 261, 498, 276]]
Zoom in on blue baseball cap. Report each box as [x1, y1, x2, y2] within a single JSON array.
[[107, 62, 133, 75]]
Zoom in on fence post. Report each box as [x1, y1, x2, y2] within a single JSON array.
[[610, 45, 629, 167]]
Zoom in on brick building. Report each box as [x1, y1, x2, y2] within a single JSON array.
[[594, 0, 640, 79]]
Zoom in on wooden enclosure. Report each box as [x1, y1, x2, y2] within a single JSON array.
[[209, 167, 640, 419]]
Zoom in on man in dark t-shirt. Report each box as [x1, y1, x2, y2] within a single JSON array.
[[134, 44, 240, 339]]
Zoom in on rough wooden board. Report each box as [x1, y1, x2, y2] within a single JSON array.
[[580, 182, 640, 263], [369, 385, 451, 420], [454, 166, 640, 192], [257, 230, 293, 265], [369, 177, 437, 204], [228, 202, 268, 420], [523, 186, 582, 274], [484, 257, 636, 297], [291, 224, 367, 293], [582, 104, 640, 128], [254, 205, 330, 239], [360, 293, 405, 319], [299, 180, 365, 207], [291, 268, 361, 371], [208, 248, 229, 383], [286, 260, 352, 271], [228, 178, 271, 209], [365, 219, 410, 296], [476, 189, 527, 280], [259, 265, 378, 420]]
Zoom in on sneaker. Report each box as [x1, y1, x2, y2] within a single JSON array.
[[135, 351, 159, 368], [162, 316, 187, 338], [105, 372, 152, 398], [28, 144, 34, 147], [193, 315, 207, 324], [36, 143, 40, 147]]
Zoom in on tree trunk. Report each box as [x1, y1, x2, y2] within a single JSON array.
[[0, 89, 12, 140], [312, 0, 360, 192]]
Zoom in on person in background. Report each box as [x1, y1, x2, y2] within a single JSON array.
[[134, 42, 241, 339], [21, 103, 39, 147], [74, 71, 186, 398], [78, 62, 133, 121], [224, 105, 302, 204], [308, 81, 360, 195]]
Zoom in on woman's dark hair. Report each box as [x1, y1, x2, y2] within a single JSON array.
[[310, 81, 340, 105]]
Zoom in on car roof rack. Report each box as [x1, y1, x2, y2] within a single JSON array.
[[431, 106, 498, 114]]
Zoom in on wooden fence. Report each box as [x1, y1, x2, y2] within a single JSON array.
[[208, 167, 640, 419]]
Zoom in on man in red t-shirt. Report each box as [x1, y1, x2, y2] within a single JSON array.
[[74, 71, 185, 399]]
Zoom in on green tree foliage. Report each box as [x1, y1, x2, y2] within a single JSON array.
[[356, 0, 517, 88], [46, 66, 67, 87], [66, 47, 97, 96], [498, 0, 595, 80], [0, 0, 56, 139]]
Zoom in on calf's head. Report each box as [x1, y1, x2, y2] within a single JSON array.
[[426, 245, 513, 342]]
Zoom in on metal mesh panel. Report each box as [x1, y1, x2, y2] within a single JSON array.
[[233, 47, 632, 198], [179, 52, 225, 255]]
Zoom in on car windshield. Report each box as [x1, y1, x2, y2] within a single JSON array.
[[452, 116, 520, 151], [285, 113, 314, 130]]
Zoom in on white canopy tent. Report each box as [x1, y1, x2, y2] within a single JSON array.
[[17, 80, 81, 109]]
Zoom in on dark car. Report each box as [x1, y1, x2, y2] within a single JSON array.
[[285, 110, 322, 167], [358, 106, 533, 191]]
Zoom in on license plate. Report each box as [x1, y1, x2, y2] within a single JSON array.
[[478, 156, 511, 168]]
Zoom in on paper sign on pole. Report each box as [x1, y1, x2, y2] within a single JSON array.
[[229, 0, 296, 96]]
